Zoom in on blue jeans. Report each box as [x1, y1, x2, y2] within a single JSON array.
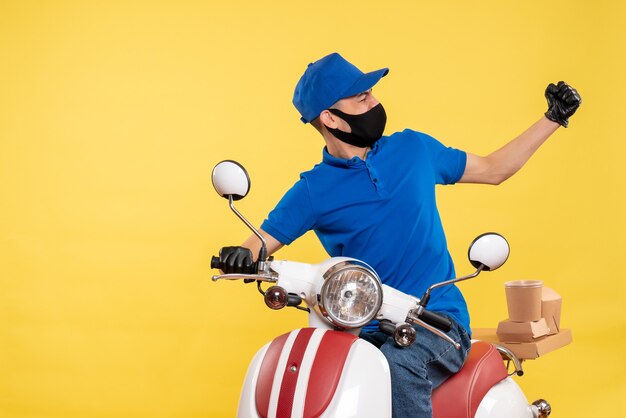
[[360, 315, 472, 418]]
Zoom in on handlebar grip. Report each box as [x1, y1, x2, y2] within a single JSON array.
[[378, 320, 396, 335], [287, 294, 303, 307], [211, 256, 221, 269], [419, 310, 452, 332]]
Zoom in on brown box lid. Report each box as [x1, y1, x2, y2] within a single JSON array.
[[496, 318, 551, 342]]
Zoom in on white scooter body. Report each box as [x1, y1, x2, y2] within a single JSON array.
[[238, 334, 540, 418], [475, 377, 538, 418], [234, 260, 540, 418], [237, 329, 391, 418], [236, 258, 393, 418]]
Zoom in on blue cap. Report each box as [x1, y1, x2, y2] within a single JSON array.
[[293, 53, 389, 123]]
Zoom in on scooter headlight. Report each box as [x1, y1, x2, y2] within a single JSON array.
[[318, 261, 383, 329]]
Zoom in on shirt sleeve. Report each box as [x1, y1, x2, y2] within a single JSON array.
[[260, 177, 316, 245], [419, 132, 467, 185]]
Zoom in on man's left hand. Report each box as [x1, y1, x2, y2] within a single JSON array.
[[544, 81, 582, 128]]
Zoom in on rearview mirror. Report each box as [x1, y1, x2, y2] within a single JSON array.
[[211, 160, 251, 200], [420, 232, 510, 308], [468, 233, 510, 271]]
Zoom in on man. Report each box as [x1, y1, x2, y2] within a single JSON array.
[[217, 52, 581, 417]]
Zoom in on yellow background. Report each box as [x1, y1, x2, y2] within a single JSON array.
[[1, 1, 624, 417]]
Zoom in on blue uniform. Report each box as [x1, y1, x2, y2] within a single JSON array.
[[261, 129, 470, 334]]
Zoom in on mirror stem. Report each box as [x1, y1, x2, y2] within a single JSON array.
[[419, 265, 484, 307], [228, 195, 268, 262]]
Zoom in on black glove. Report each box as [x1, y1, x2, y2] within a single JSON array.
[[544, 81, 582, 128], [218, 246, 256, 275]]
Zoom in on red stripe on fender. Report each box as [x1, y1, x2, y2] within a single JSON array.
[[255, 332, 290, 418], [303, 331, 358, 417], [276, 328, 316, 418]]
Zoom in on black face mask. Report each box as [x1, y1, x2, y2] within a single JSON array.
[[325, 103, 387, 148]]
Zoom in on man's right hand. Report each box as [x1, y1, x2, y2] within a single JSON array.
[[217, 246, 256, 274]]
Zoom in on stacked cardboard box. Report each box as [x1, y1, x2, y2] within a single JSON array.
[[484, 286, 572, 360], [541, 287, 562, 335], [496, 287, 563, 342]]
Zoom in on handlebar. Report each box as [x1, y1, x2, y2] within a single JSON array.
[[378, 309, 458, 349], [210, 254, 257, 274], [417, 309, 452, 332], [405, 307, 460, 349], [211, 254, 277, 283]]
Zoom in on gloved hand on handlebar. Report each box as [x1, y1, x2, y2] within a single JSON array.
[[217, 246, 256, 275], [544, 81, 581, 128]]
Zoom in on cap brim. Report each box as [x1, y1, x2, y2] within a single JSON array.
[[341, 67, 389, 99]]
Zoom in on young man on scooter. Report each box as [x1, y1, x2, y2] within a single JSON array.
[[217, 52, 581, 417]]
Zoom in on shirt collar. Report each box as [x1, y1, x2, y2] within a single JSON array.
[[322, 140, 381, 168]]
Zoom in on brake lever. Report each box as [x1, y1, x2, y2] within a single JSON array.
[[211, 273, 278, 282], [407, 313, 461, 350]]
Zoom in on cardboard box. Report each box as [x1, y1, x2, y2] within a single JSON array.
[[496, 318, 551, 342], [472, 328, 573, 360], [541, 287, 562, 335]]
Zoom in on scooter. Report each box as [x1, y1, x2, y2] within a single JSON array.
[[209, 160, 552, 418]]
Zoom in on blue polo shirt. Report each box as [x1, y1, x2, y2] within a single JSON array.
[[260, 129, 470, 334]]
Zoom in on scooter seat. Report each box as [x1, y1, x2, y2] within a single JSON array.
[[432, 341, 508, 418]]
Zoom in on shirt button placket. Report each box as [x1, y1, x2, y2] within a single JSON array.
[[368, 165, 380, 188]]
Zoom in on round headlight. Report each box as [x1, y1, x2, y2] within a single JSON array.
[[318, 260, 383, 329]]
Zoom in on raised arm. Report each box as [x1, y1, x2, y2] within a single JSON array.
[[459, 81, 581, 185], [460, 116, 558, 184]]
